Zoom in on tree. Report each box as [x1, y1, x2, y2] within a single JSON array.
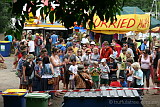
[[0, 1, 12, 33], [6, 0, 125, 39], [124, 0, 153, 12]]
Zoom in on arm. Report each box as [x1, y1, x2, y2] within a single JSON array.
[[50, 64, 54, 74], [157, 59, 160, 77], [35, 70, 41, 79], [50, 57, 62, 67], [150, 55, 152, 65], [22, 66, 26, 81], [138, 55, 142, 63]]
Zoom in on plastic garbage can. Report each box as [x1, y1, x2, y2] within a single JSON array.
[[2, 89, 27, 107], [25, 93, 51, 107], [0, 41, 11, 57]]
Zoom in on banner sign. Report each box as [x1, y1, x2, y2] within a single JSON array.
[[91, 14, 150, 32]]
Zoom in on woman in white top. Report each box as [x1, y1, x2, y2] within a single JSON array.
[[139, 49, 152, 93], [27, 37, 35, 55], [50, 47, 64, 90]]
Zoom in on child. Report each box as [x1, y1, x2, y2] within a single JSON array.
[[126, 58, 134, 87], [119, 76, 127, 87], [100, 58, 110, 86], [110, 74, 122, 87], [119, 48, 127, 78], [90, 61, 101, 89], [68, 59, 78, 89]]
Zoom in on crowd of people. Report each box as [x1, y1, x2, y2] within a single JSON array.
[[11, 31, 160, 97]]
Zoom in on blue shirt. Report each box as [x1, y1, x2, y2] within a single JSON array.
[[17, 58, 26, 71], [66, 42, 73, 48], [140, 43, 147, 51], [120, 81, 127, 87], [56, 44, 66, 52], [51, 34, 58, 45], [133, 69, 144, 85], [6, 35, 13, 42]]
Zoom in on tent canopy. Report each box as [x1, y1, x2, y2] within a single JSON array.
[[121, 7, 160, 29], [91, 7, 160, 34]]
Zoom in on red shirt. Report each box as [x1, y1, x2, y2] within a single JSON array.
[[110, 81, 122, 87], [114, 43, 122, 57], [100, 47, 113, 61]]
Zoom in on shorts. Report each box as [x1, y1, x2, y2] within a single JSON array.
[[142, 69, 150, 79], [100, 78, 109, 84], [20, 76, 32, 85]]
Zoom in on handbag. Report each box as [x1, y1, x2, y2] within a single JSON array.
[[48, 78, 55, 85], [78, 73, 92, 89]]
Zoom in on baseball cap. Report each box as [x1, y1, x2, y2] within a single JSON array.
[[90, 41, 95, 45], [101, 58, 106, 62]]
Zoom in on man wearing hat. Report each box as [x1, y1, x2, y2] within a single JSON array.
[[74, 65, 92, 89], [119, 76, 127, 87], [100, 41, 113, 62], [90, 41, 99, 52]]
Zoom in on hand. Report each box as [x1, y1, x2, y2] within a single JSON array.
[[24, 79, 27, 82]]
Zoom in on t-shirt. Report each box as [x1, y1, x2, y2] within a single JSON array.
[[23, 61, 35, 76], [140, 43, 147, 51], [90, 67, 101, 82], [90, 53, 100, 63], [69, 65, 78, 80], [17, 58, 26, 71], [28, 41, 35, 52], [100, 64, 110, 79], [6, 35, 12, 42], [110, 81, 122, 87], [51, 34, 58, 45], [133, 69, 144, 86], [35, 64, 42, 77], [81, 54, 91, 63], [107, 62, 117, 76], [120, 81, 127, 87]]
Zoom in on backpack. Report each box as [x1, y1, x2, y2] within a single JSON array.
[[37, 38, 42, 46], [4, 36, 9, 41]]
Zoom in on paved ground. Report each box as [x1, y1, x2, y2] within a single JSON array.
[[0, 56, 160, 107]]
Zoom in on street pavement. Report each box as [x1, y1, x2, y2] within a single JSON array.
[[0, 56, 159, 107]]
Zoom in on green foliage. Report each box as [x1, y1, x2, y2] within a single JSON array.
[[0, 1, 12, 33], [7, 0, 124, 38], [124, 0, 153, 12]]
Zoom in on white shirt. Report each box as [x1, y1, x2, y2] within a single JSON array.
[[100, 64, 110, 79], [69, 65, 78, 80], [81, 38, 89, 44], [81, 54, 91, 63], [28, 41, 35, 52]]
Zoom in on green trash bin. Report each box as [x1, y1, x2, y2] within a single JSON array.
[[25, 93, 51, 107]]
